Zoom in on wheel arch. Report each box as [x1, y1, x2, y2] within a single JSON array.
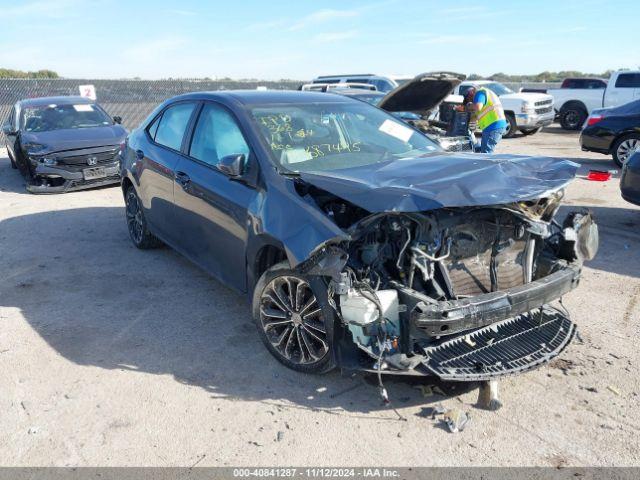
[[611, 131, 640, 159], [247, 236, 289, 291], [559, 100, 588, 114], [121, 176, 134, 199]]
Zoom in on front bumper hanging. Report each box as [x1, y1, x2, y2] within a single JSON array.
[[420, 307, 576, 381], [410, 265, 580, 337]]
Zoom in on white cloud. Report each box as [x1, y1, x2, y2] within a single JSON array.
[[288, 8, 359, 31], [243, 19, 289, 32], [122, 37, 188, 63], [312, 30, 359, 44], [438, 6, 486, 15], [419, 34, 495, 45], [0, 0, 85, 18], [164, 9, 197, 17]]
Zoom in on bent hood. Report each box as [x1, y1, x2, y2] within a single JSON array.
[[21, 125, 128, 154], [298, 153, 579, 212], [377, 72, 465, 115]]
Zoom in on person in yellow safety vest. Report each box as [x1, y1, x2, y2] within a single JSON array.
[[464, 86, 508, 153]]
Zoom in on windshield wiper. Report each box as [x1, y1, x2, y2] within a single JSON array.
[[279, 170, 301, 177]]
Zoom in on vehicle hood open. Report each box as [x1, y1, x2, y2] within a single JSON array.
[[298, 153, 579, 212], [377, 72, 466, 115], [21, 125, 127, 154]]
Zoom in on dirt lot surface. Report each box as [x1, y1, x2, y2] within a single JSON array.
[[1, 127, 639, 467]]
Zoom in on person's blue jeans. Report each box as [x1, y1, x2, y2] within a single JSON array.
[[477, 127, 507, 153]]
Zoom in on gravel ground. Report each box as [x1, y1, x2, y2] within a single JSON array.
[[1, 127, 639, 467]]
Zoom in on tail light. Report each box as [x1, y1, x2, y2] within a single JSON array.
[[587, 115, 604, 126]]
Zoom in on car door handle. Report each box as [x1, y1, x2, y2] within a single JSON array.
[[135, 149, 144, 160], [175, 171, 191, 187]]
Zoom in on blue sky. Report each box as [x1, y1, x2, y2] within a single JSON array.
[[0, 0, 636, 79]]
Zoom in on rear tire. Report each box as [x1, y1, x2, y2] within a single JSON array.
[[252, 261, 336, 374], [125, 185, 162, 249], [503, 113, 518, 138], [520, 127, 542, 136], [560, 106, 587, 130], [612, 134, 640, 167]]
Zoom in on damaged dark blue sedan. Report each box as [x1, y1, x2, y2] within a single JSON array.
[[120, 91, 598, 381]]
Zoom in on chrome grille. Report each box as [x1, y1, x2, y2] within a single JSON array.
[[534, 99, 553, 107], [535, 106, 553, 115], [58, 149, 119, 166]]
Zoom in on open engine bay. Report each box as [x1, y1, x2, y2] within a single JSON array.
[[301, 187, 598, 381]]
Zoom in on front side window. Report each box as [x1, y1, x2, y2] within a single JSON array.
[[484, 82, 514, 96], [189, 103, 250, 167], [371, 79, 394, 93], [251, 101, 441, 174], [154, 102, 196, 151], [615, 73, 640, 88], [21, 103, 112, 132]]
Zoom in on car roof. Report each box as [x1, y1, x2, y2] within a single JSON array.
[[167, 90, 355, 106], [334, 90, 385, 98], [315, 74, 376, 79], [18, 96, 94, 107]]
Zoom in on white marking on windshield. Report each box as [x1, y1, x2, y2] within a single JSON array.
[[378, 119, 413, 142]]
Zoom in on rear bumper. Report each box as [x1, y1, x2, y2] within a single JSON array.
[[621, 163, 640, 206], [515, 110, 555, 128], [580, 129, 613, 154], [409, 265, 580, 337]]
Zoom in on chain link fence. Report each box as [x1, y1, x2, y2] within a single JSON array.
[[0, 78, 301, 141], [0, 78, 560, 141]]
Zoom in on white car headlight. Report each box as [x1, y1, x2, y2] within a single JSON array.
[[521, 102, 535, 114]]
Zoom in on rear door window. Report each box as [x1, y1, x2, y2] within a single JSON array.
[[189, 103, 250, 167], [615, 73, 640, 88], [154, 102, 196, 151], [147, 114, 161, 140]]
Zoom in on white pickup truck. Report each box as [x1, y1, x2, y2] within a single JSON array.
[[546, 71, 640, 130], [454, 80, 555, 138]]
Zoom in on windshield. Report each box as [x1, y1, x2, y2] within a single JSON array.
[[21, 103, 112, 132], [251, 102, 442, 173], [485, 82, 514, 96], [350, 93, 384, 106]]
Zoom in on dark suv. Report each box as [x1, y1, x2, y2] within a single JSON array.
[[3, 96, 126, 193], [120, 90, 597, 382]]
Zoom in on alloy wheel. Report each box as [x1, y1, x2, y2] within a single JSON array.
[[259, 276, 329, 365], [564, 110, 581, 129], [616, 138, 640, 165], [126, 190, 144, 245]]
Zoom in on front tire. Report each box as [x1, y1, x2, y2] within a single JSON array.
[[612, 134, 640, 167], [520, 127, 542, 136], [125, 185, 162, 249], [7, 150, 17, 169], [503, 113, 518, 138], [252, 262, 336, 374]]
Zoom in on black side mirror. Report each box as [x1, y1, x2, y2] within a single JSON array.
[[2, 124, 16, 135], [217, 154, 246, 178], [113, 116, 122, 124]]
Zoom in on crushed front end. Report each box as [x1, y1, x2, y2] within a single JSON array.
[[304, 194, 598, 381], [25, 145, 121, 193]]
